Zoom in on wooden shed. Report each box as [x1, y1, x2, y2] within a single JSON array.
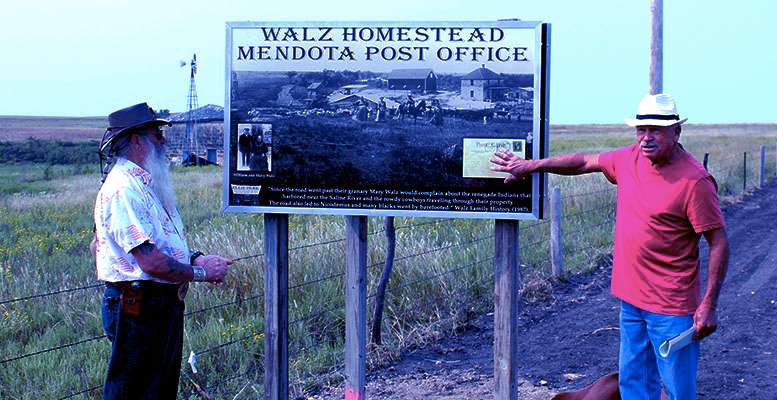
[[387, 69, 437, 92]]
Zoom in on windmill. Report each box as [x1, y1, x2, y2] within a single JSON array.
[[180, 53, 199, 165]]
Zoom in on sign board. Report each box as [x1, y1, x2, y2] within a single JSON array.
[[224, 21, 550, 219]]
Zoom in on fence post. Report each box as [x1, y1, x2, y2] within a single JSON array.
[[345, 216, 368, 400], [494, 220, 520, 400], [760, 145, 766, 187], [550, 187, 564, 277], [743, 152, 748, 192], [263, 213, 289, 400], [703, 153, 709, 171], [371, 217, 396, 345]]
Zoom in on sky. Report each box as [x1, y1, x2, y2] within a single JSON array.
[[0, 0, 774, 124]]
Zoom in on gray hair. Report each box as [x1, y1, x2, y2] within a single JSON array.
[[110, 131, 134, 158]]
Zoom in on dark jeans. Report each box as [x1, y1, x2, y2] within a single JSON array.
[[102, 284, 185, 400]]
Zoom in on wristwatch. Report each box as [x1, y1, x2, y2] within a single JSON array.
[[190, 251, 205, 265]]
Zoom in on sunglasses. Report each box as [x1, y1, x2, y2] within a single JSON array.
[[143, 127, 166, 140]]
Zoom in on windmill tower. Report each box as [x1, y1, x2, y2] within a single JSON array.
[[182, 53, 199, 165]]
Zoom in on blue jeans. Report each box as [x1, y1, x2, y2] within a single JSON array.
[[619, 301, 699, 400], [102, 284, 185, 400]]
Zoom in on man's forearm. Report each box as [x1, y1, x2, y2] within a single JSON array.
[[132, 242, 194, 283], [161, 257, 195, 283], [531, 153, 600, 176], [702, 240, 729, 307], [701, 227, 730, 308]]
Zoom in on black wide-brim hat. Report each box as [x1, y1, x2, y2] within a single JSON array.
[[100, 102, 171, 154]]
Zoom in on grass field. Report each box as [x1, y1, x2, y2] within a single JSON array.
[[0, 116, 107, 142], [0, 121, 775, 399]]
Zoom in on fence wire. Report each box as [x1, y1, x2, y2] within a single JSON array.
[[6, 145, 775, 399]]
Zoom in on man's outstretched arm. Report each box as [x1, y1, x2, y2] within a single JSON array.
[[490, 150, 603, 184]]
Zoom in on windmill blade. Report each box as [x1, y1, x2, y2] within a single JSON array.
[[179, 60, 187, 68]]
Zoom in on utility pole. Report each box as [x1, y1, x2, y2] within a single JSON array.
[[650, 0, 663, 94]]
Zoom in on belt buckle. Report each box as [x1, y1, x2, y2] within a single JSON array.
[[177, 282, 189, 301]]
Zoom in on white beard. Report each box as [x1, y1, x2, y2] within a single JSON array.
[[142, 136, 178, 214]]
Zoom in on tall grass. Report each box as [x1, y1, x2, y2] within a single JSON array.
[[0, 129, 774, 399]]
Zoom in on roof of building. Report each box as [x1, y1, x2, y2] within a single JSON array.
[[329, 93, 377, 105], [461, 66, 501, 80], [169, 104, 224, 123], [387, 69, 435, 80]]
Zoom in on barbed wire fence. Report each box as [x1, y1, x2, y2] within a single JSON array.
[[1, 143, 775, 399]]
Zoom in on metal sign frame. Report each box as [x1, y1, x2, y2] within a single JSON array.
[[223, 20, 550, 219]]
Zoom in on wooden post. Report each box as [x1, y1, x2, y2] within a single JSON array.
[[759, 145, 766, 187], [371, 217, 396, 345], [345, 216, 368, 400], [703, 153, 709, 171], [264, 213, 289, 400], [650, 0, 663, 94], [744, 152, 748, 192], [550, 187, 564, 277], [494, 220, 520, 400]]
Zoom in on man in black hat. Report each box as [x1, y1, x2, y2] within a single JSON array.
[[93, 102, 233, 399]]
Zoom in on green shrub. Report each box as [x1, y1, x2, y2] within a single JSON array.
[[0, 139, 99, 165]]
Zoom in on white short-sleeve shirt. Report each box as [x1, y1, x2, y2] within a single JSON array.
[[94, 158, 190, 283]]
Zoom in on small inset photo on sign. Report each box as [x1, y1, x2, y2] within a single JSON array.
[[462, 138, 526, 178], [237, 123, 273, 172]]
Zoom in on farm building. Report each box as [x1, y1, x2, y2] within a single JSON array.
[[307, 81, 325, 98], [460, 65, 509, 102], [337, 84, 369, 95], [329, 93, 377, 108], [510, 87, 534, 102], [166, 104, 224, 165], [328, 92, 400, 110], [387, 69, 437, 92]]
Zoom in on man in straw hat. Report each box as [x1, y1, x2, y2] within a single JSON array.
[[491, 94, 729, 399], [93, 102, 233, 399]]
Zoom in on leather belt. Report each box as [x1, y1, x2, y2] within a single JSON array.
[[106, 280, 188, 301]]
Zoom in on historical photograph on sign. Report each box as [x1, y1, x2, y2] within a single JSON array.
[[226, 22, 549, 218], [236, 123, 273, 172]]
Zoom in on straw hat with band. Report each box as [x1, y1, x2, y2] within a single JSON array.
[[624, 94, 688, 127]]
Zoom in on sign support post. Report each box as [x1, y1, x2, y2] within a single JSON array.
[[224, 21, 551, 399], [264, 213, 289, 400], [494, 220, 520, 400], [345, 216, 368, 400]]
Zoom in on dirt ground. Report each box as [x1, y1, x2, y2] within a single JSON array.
[[312, 180, 777, 399]]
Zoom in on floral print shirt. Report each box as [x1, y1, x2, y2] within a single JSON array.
[[94, 158, 189, 283]]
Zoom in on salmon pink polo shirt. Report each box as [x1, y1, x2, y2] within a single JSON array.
[[598, 144, 725, 316]]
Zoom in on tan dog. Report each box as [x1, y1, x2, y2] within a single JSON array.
[[552, 372, 620, 400], [552, 373, 668, 400]]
